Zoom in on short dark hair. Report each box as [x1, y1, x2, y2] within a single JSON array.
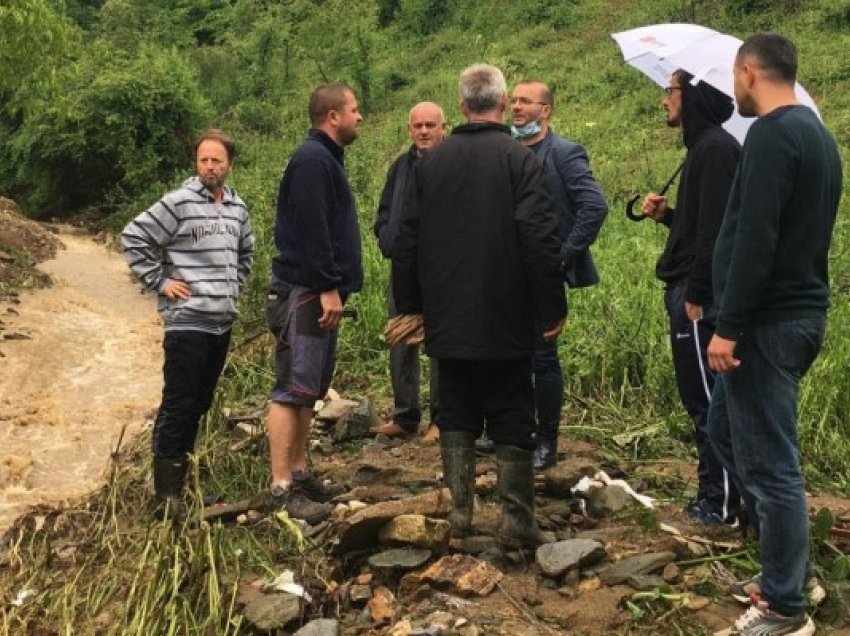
[[308, 83, 354, 126], [737, 33, 797, 85], [517, 79, 555, 109], [195, 129, 235, 162]]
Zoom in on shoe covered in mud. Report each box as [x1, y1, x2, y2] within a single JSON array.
[[730, 574, 826, 607], [532, 439, 557, 471], [421, 422, 440, 443], [368, 421, 415, 439], [718, 595, 815, 636], [269, 485, 332, 525], [291, 468, 347, 503]]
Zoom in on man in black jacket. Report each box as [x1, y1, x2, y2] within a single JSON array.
[[265, 83, 364, 524], [372, 102, 446, 440], [640, 70, 741, 527], [393, 64, 566, 548]]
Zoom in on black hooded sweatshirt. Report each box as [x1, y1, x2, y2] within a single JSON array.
[[655, 72, 741, 306]]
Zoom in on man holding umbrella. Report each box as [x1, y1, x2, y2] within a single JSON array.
[[640, 70, 741, 528], [708, 33, 842, 636]]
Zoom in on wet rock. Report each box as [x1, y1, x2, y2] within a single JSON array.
[[685, 596, 710, 611], [474, 472, 497, 495], [671, 535, 709, 559], [538, 501, 575, 518], [351, 464, 404, 486], [535, 539, 606, 578], [294, 618, 339, 636], [333, 399, 378, 442], [379, 514, 451, 552], [389, 619, 413, 636], [350, 584, 372, 603], [315, 399, 359, 422], [335, 488, 451, 553], [368, 548, 432, 572], [450, 535, 497, 555], [626, 574, 665, 591], [242, 593, 301, 631], [578, 576, 601, 592], [599, 551, 676, 586], [419, 554, 503, 596], [368, 586, 396, 623], [587, 483, 633, 517], [541, 458, 597, 498], [663, 562, 681, 584]]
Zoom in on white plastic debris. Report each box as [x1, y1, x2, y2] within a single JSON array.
[[11, 589, 35, 606], [266, 570, 312, 602], [570, 470, 656, 509]]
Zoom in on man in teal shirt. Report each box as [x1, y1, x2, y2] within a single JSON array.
[[708, 33, 842, 636]]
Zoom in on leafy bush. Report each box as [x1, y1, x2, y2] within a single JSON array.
[[5, 42, 211, 216]]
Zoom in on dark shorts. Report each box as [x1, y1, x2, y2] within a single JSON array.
[[266, 280, 337, 407]]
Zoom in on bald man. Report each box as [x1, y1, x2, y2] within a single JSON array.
[[372, 102, 447, 440]]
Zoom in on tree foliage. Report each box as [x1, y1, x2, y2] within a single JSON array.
[[0, 0, 77, 116], [6, 43, 211, 215]]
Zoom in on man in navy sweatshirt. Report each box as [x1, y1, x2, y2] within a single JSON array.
[[708, 34, 842, 636], [265, 83, 363, 524]]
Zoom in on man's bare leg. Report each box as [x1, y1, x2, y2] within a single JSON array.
[[268, 401, 310, 487]]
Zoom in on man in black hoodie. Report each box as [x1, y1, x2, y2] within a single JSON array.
[[640, 70, 741, 527]]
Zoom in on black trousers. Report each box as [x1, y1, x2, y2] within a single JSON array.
[[664, 282, 739, 518], [387, 277, 440, 431], [153, 329, 231, 459], [436, 358, 535, 451]]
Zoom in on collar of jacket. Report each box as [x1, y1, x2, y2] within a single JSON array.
[[308, 128, 345, 165], [452, 121, 511, 136]]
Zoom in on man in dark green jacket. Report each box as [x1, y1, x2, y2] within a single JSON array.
[[708, 33, 842, 636]]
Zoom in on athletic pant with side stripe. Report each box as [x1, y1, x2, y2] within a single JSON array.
[[664, 282, 740, 520]]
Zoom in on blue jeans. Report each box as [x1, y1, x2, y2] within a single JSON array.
[[532, 334, 564, 444], [708, 318, 825, 616]]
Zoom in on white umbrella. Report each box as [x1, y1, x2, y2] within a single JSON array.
[[611, 23, 821, 144]]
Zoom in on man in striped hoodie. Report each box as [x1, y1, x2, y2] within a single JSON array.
[[121, 129, 254, 518]]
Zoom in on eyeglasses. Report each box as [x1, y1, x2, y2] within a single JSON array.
[[510, 97, 549, 106], [664, 86, 682, 95]]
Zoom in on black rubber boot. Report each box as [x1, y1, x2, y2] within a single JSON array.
[[153, 456, 187, 520], [495, 445, 544, 549], [440, 431, 476, 538]]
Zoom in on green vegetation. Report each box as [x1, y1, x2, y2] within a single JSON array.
[[1, 0, 850, 632]]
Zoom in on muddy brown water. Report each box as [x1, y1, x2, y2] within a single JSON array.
[[0, 234, 162, 529]]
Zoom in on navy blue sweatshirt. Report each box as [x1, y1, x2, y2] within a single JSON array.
[[713, 105, 842, 339], [272, 130, 363, 295]]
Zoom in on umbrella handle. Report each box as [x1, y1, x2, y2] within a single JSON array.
[[625, 194, 646, 222], [625, 161, 685, 222]]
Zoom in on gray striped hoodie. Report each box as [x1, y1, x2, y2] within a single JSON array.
[[121, 176, 255, 333]]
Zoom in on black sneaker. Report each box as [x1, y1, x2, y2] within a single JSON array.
[[291, 468, 346, 503], [269, 485, 332, 525], [730, 574, 826, 607]]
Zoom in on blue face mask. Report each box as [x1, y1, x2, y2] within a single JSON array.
[[511, 120, 541, 139]]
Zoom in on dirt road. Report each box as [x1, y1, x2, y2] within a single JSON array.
[[0, 233, 162, 529]]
